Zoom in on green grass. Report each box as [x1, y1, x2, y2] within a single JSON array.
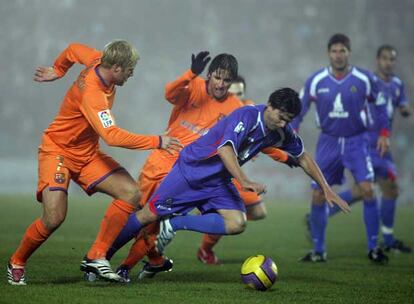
[[1, 194, 413, 304]]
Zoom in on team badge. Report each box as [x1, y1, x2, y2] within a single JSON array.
[[350, 86, 357, 93], [54, 173, 66, 184], [98, 110, 115, 128]]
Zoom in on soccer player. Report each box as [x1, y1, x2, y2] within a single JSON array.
[[90, 87, 350, 282], [291, 33, 391, 264], [324, 45, 412, 253], [7, 41, 181, 285], [196, 75, 269, 265], [97, 53, 292, 281]]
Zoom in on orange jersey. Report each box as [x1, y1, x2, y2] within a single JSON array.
[[143, 70, 243, 165], [40, 43, 160, 163]]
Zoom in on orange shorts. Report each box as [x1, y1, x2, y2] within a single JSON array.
[[138, 150, 176, 206], [232, 179, 262, 206], [37, 149, 122, 202]]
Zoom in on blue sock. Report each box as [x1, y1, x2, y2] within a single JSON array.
[[310, 203, 328, 253], [106, 214, 143, 260], [363, 198, 379, 251], [381, 198, 396, 246], [170, 213, 227, 234], [329, 189, 355, 216]]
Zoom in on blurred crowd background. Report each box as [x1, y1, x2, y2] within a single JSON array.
[[1, 0, 413, 203]]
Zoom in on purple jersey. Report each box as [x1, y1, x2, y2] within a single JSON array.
[[291, 66, 389, 137], [367, 73, 408, 145], [178, 105, 304, 188]]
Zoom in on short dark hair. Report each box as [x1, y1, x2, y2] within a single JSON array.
[[208, 54, 238, 80], [268, 88, 302, 117], [377, 44, 397, 58], [232, 75, 246, 90], [328, 33, 351, 51]]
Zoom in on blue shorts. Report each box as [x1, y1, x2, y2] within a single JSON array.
[[370, 148, 397, 181], [147, 163, 246, 217], [312, 132, 374, 189]]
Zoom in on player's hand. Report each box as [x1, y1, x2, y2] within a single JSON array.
[[34, 66, 59, 82], [159, 135, 183, 155], [191, 51, 211, 75], [324, 188, 351, 213], [376, 135, 389, 158], [240, 180, 267, 195]]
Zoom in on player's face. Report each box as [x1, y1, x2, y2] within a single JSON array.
[[113, 65, 135, 86], [228, 82, 245, 100], [207, 69, 233, 100], [264, 105, 294, 130], [328, 43, 350, 72], [377, 49, 396, 77]]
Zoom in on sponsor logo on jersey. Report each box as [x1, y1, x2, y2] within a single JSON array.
[[234, 122, 245, 133], [98, 110, 115, 128], [317, 88, 330, 94], [329, 93, 349, 118]]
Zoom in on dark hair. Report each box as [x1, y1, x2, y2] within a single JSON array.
[[328, 33, 351, 51], [268, 88, 302, 117], [232, 75, 246, 90], [377, 44, 397, 58], [208, 53, 238, 79]]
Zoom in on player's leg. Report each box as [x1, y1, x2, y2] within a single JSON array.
[[345, 134, 388, 263], [8, 152, 71, 285], [301, 133, 342, 262], [77, 153, 140, 281], [378, 176, 411, 253], [197, 183, 263, 265]]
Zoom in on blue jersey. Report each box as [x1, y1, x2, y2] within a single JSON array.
[[291, 66, 389, 137], [367, 73, 408, 145], [178, 105, 304, 188]]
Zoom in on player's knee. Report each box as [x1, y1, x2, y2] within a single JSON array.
[[383, 182, 399, 200], [312, 190, 325, 205], [42, 212, 66, 231], [225, 217, 246, 235], [247, 205, 267, 220], [117, 184, 141, 206]]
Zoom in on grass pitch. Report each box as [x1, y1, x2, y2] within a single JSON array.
[[1, 194, 413, 304]]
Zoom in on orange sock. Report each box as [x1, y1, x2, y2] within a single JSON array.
[[10, 219, 52, 266], [87, 199, 135, 260], [122, 236, 148, 269], [201, 234, 222, 252]]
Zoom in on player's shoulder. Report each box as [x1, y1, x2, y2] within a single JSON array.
[[307, 67, 329, 82], [391, 75, 403, 86], [351, 66, 372, 86]]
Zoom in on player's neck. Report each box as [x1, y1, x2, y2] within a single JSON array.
[[96, 66, 114, 87], [376, 70, 391, 82], [330, 65, 350, 80]]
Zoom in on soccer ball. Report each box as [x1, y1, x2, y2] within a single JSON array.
[[240, 255, 278, 291]]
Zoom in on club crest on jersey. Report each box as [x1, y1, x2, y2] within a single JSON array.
[[350, 86, 358, 93], [54, 173, 66, 184], [234, 122, 245, 133], [98, 110, 114, 128]]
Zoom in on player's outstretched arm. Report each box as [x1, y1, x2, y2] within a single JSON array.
[[33, 66, 59, 82], [218, 144, 266, 195], [298, 151, 351, 213]]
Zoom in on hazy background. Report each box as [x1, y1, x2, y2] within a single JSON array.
[[1, 0, 413, 203]]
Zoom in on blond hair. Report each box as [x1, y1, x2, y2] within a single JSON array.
[[101, 40, 140, 70]]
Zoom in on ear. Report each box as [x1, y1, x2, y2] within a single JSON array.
[[112, 65, 122, 73]]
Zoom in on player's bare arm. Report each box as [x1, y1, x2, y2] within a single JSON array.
[[217, 144, 266, 195], [376, 135, 390, 158], [33, 66, 59, 82], [298, 151, 351, 213]]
